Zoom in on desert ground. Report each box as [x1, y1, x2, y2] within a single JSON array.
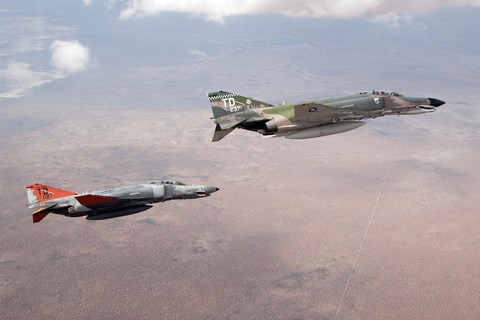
[[1, 95, 479, 319], [2, 2, 480, 318]]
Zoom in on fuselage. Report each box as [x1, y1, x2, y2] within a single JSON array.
[[27, 181, 219, 219], [235, 91, 443, 135]]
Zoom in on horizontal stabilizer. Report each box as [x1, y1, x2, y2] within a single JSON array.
[[75, 194, 118, 206], [32, 206, 53, 223], [212, 124, 236, 142]]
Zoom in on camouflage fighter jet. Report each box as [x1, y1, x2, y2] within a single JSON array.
[[208, 90, 445, 141], [25, 181, 219, 223]]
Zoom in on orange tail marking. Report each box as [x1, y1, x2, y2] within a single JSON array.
[[25, 184, 76, 203]]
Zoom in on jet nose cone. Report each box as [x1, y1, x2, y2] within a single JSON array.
[[204, 186, 219, 195], [428, 98, 445, 107]]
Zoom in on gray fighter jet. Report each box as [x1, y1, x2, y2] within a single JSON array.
[[208, 89, 445, 141], [25, 181, 219, 223]]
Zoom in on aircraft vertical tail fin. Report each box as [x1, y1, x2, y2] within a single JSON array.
[[25, 184, 76, 205], [208, 91, 273, 119], [208, 91, 273, 142]]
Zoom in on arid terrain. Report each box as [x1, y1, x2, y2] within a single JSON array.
[[1, 96, 479, 319]]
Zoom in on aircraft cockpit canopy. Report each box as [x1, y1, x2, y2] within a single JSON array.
[[156, 180, 186, 185], [359, 90, 405, 97]]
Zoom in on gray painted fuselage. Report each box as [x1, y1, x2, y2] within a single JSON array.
[[27, 181, 219, 220]]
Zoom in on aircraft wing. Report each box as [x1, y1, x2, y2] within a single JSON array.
[[86, 205, 153, 220], [294, 103, 353, 125]]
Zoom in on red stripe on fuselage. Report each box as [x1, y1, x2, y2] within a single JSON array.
[[75, 194, 118, 206]]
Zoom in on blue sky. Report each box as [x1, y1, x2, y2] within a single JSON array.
[[1, 1, 479, 108]]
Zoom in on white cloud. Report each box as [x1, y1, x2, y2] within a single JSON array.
[[0, 40, 92, 99], [370, 12, 412, 27], [0, 62, 59, 99], [82, 0, 118, 9], [50, 40, 92, 75], [0, 16, 74, 56], [115, 0, 480, 22]]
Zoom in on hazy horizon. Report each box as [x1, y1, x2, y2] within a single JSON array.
[[1, 1, 480, 319]]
